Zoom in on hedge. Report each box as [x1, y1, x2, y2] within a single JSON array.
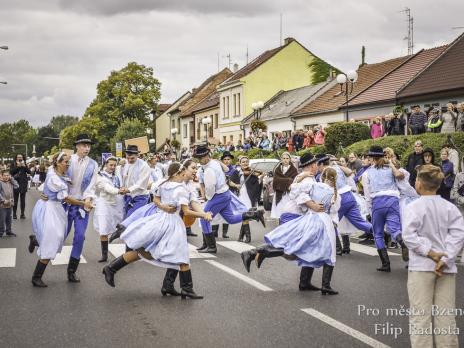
[[324, 122, 371, 154], [345, 133, 464, 166]]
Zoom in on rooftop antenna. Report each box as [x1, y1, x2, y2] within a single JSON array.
[[280, 13, 283, 46], [223, 53, 231, 70], [400, 7, 414, 55]]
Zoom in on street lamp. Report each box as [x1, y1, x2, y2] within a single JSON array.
[[149, 137, 156, 152], [202, 116, 212, 144], [251, 101, 264, 120], [336, 70, 358, 122], [0, 81, 6, 85], [171, 128, 178, 140], [0, 46, 8, 50]]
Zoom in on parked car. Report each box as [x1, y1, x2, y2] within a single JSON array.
[[247, 159, 279, 208], [262, 156, 300, 211]]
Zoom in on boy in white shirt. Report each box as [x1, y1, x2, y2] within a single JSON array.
[[403, 164, 464, 347]]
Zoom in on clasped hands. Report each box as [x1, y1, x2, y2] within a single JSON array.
[[427, 250, 448, 277]]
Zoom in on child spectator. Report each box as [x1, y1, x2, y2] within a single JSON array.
[[403, 164, 464, 348], [0, 169, 19, 237]]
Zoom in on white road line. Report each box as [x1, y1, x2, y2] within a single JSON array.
[[0, 248, 16, 267], [301, 308, 390, 348], [188, 243, 216, 259], [204, 260, 273, 292], [51, 246, 87, 265], [108, 244, 126, 258], [216, 241, 255, 253], [350, 243, 399, 256]]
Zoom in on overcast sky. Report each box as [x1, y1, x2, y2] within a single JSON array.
[[0, 0, 462, 126]]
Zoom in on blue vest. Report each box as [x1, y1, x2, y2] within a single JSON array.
[[311, 182, 334, 213], [67, 157, 97, 193], [366, 166, 398, 194]]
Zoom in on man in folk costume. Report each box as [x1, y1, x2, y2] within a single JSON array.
[[209, 151, 240, 239], [119, 145, 151, 218], [194, 145, 265, 253], [66, 134, 98, 282], [317, 154, 372, 255]]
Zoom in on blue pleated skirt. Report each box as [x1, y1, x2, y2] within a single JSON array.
[[264, 212, 335, 267], [121, 203, 158, 228]]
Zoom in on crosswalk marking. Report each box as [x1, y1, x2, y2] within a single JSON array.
[[108, 243, 216, 260], [216, 241, 255, 253], [51, 246, 87, 265], [0, 248, 16, 267], [204, 260, 273, 292], [349, 243, 399, 256], [301, 308, 390, 348]]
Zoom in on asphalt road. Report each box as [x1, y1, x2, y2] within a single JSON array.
[[1, 190, 463, 348]]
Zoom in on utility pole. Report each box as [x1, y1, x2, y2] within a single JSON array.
[[401, 7, 414, 55]]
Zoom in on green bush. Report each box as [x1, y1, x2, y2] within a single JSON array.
[[345, 133, 464, 166], [324, 122, 371, 154]]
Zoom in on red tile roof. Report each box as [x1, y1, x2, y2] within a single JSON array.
[[179, 68, 232, 117], [348, 46, 448, 106], [157, 103, 172, 113], [397, 33, 464, 99], [292, 56, 410, 116], [190, 91, 219, 114]]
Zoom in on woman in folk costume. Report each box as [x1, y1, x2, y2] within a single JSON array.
[[317, 155, 372, 255], [102, 161, 212, 299], [235, 156, 263, 243], [29, 153, 92, 287], [362, 146, 409, 272], [93, 157, 125, 263], [270, 152, 298, 220], [241, 164, 340, 295]]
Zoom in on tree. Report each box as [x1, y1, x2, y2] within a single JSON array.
[[49, 115, 79, 135], [84, 62, 161, 130], [308, 56, 341, 84], [60, 117, 108, 158], [0, 120, 37, 159], [110, 119, 147, 152]]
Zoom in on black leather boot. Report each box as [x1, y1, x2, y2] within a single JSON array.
[[255, 245, 285, 269], [102, 256, 129, 287], [237, 224, 245, 242], [198, 233, 216, 254], [212, 225, 219, 238], [125, 245, 133, 252], [222, 224, 229, 239], [28, 235, 39, 254], [196, 234, 207, 251], [240, 249, 258, 272], [98, 241, 109, 263], [67, 257, 81, 283], [109, 224, 126, 243], [186, 226, 197, 237], [336, 235, 342, 256], [395, 235, 409, 262], [179, 269, 203, 300], [243, 223, 252, 243], [299, 267, 320, 291], [161, 268, 180, 296], [376, 248, 391, 272], [242, 209, 266, 227], [31, 260, 48, 287], [342, 235, 350, 254], [321, 264, 338, 295]]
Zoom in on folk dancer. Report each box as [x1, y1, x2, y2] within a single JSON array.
[[362, 146, 409, 272], [194, 145, 265, 253], [93, 157, 125, 262], [30, 153, 91, 287], [102, 162, 212, 299]]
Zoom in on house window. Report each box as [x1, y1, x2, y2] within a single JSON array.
[[222, 97, 227, 118], [237, 93, 241, 116], [214, 114, 218, 129], [171, 119, 175, 129], [229, 135, 233, 143], [239, 134, 243, 142], [233, 94, 237, 115], [223, 136, 226, 145], [226, 96, 230, 118], [197, 122, 201, 140], [183, 124, 187, 138]]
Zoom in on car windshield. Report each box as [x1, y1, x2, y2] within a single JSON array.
[[250, 161, 278, 173]]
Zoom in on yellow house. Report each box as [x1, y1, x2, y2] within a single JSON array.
[[217, 37, 328, 143]]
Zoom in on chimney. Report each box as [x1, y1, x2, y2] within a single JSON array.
[[233, 63, 239, 73], [284, 37, 295, 45]]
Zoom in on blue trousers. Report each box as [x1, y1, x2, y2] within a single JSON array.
[[338, 191, 372, 234], [372, 196, 402, 249], [124, 194, 150, 218], [201, 191, 244, 234], [67, 205, 89, 259]]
